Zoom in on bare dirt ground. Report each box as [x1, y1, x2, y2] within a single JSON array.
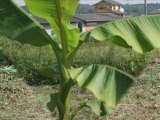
[[0, 73, 53, 120], [0, 63, 160, 120]]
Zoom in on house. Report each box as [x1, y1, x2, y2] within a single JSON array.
[[34, 13, 122, 34], [72, 14, 122, 31], [21, 2, 123, 34], [33, 12, 122, 34], [94, 0, 125, 16]]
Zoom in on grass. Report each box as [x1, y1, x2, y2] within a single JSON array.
[[75, 41, 151, 75], [1, 36, 154, 80], [0, 35, 56, 85], [0, 36, 160, 119]]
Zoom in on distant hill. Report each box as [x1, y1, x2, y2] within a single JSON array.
[[123, 3, 160, 16], [77, 3, 160, 15], [21, 3, 160, 16]]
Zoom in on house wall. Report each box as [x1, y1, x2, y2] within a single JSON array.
[[114, 5, 121, 11], [85, 26, 96, 31], [71, 22, 98, 32], [94, 1, 122, 13], [95, 2, 112, 13], [111, 5, 121, 11]]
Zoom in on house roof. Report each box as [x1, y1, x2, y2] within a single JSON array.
[[73, 13, 122, 23], [33, 14, 122, 25], [71, 17, 81, 23], [95, 0, 122, 6]]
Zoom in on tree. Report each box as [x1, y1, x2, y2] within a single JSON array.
[[0, 0, 160, 120]]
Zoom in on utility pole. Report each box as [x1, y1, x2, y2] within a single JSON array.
[[79, 0, 81, 14], [144, 0, 147, 15], [127, 0, 130, 15]]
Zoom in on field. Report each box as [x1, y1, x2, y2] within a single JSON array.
[[0, 37, 160, 120]]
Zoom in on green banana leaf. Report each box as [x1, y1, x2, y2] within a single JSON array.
[[1, 0, 159, 117], [24, 0, 80, 58], [86, 101, 107, 116], [0, 0, 53, 47], [39, 93, 59, 112], [81, 16, 160, 53], [69, 64, 134, 115]]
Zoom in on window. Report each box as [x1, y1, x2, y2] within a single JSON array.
[[99, 6, 106, 9]]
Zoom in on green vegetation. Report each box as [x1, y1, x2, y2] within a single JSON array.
[[0, 36, 56, 85], [1, 0, 160, 120], [0, 53, 160, 120], [0, 37, 151, 81], [123, 3, 160, 15]]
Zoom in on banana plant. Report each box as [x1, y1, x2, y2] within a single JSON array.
[[1, 0, 160, 120]]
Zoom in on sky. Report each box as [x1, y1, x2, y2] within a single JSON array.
[[15, 0, 160, 6]]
